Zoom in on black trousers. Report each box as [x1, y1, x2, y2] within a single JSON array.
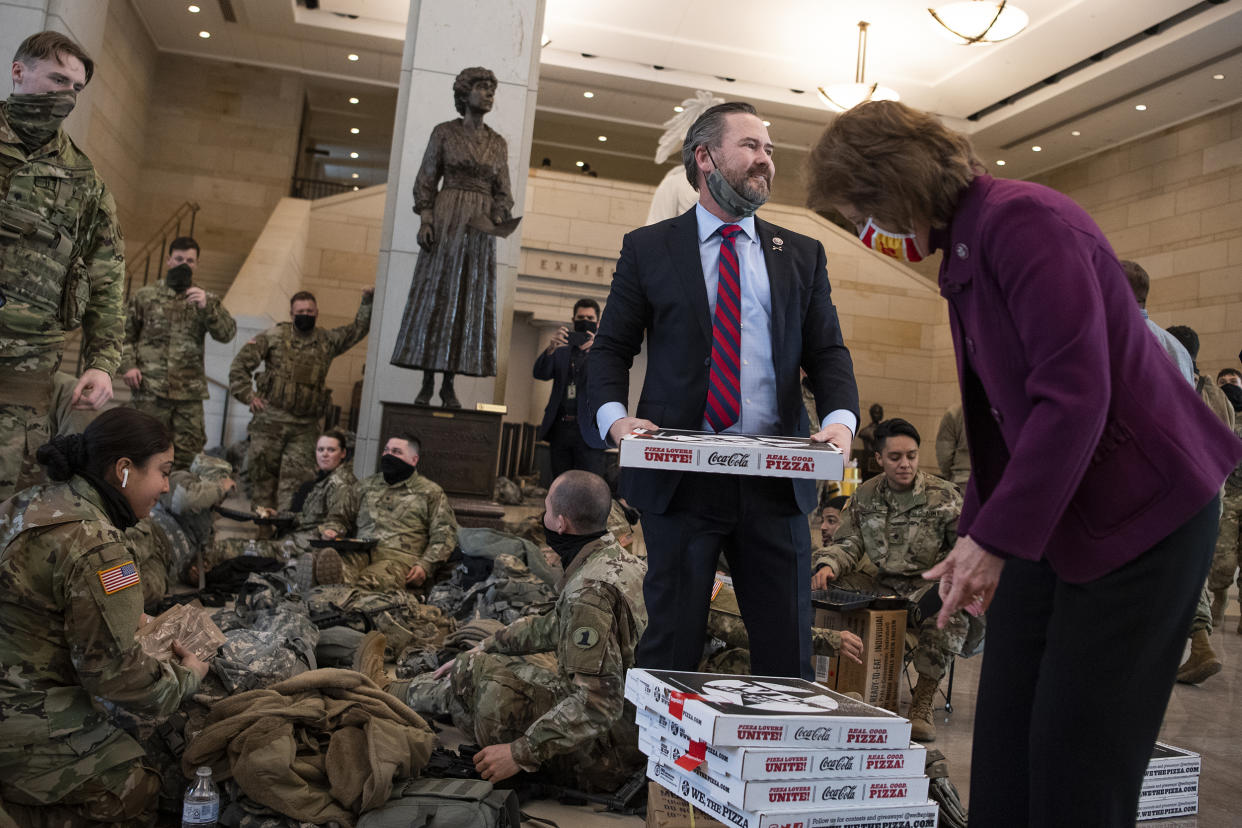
[[969, 496, 1219, 827], [548, 418, 606, 479], [637, 472, 812, 679]]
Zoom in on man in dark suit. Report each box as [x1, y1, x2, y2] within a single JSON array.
[[533, 298, 605, 478], [586, 102, 859, 679]]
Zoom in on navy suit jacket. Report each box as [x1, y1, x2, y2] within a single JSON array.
[[936, 175, 1242, 582], [586, 207, 859, 515]]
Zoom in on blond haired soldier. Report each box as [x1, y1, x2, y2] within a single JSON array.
[[1, 32, 124, 499]]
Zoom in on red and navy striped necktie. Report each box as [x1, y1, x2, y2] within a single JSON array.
[[705, 224, 743, 432]]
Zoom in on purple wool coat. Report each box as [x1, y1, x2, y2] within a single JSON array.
[[932, 174, 1242, 583]]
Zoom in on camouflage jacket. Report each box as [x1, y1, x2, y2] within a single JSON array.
[[228, 295, 372, 421], [0, 101, 125, 372], [814, 471, 962, 581], [121, 281, 236, 399], [323, 470, 458, 576], [0, 478, 199, 802], [295, 462, 357, 535], [485, 533, 648, 770], [935, 404, 971, 486]]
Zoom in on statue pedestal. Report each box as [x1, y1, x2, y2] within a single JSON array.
[[379, 403, 501, 498]]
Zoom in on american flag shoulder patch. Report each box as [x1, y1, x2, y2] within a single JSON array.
[[98, 560, 140, 594]]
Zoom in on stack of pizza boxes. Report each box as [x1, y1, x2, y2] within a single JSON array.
[[627, 669, 940, 828], [1136, 743, 1200, 822]]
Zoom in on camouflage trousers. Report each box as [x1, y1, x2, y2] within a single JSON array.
[[835, 572, 968, 683], [0, 758, 159, 827], [1208, 489, 1242, 593], [402, 650, 634, 790], [701, 611, 847, 675], [130, 395, 205, 472], [1189, 586, 1212, 635], [246, 413, 319, 511], [0, 351, 59, 501]]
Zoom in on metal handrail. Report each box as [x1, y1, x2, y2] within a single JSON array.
[[124, 201, 200, 301]]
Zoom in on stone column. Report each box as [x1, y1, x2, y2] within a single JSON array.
[[355, 0, 545, 474]]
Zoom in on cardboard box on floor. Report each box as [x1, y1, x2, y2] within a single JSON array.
[[646, 781, 727, 828], [813, 604, 906, 713]]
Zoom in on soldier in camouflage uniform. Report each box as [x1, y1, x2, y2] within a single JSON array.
[[322, 433, 457, 592], [121, 236, 236, 470], [150, 452, 235, 587], [1208, 414, 1242, 633], [1, 32, 125, 500], [229, 287, 372, 510], [812, 418, 965, 742], [396, 471, 647, 791], [0, 409, 207, 825]]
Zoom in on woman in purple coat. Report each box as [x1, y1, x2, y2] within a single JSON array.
[[807, 101, 1241, 826]]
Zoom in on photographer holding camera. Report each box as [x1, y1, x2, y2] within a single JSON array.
[[534, 298, 605, 477]]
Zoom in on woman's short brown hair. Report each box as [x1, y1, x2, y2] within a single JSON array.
[[806, 101, 982, 231]]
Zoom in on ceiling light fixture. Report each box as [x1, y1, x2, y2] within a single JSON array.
[[198, 30, 211, 38], [1031, 145, 1041, 152], [350, 127, 360, 134], [350, 151, 359, 158], [817, 21, 900, 112], [583, 91, 594, 98], [347, 53, 360, 61], [351, 173, 359, 179], [1213, 73, 1225, 80], [575, 161, 585, 167], [930, 1, 1029, 45], [995, 160, 1006, 166], [673, 105, 684, 112], [187, 4, 201, 12], [1135, 104, 1147, 111], [597, 135, 607, 142], [349, 97, 359, 104], [353, 186, 359, 191], [1071, 130, 1081, 136]]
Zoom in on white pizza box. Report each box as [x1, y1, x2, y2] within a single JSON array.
[[626, 669, 912, 749], [1139, 773, 1199, 802], [640, 732, 930, 812], [1136, 796, 1198, 822], [619, 428, 844, 481], [637, 706, 926, 780], [648, 757, 941, 828], [1144, 742, 1201, 781]]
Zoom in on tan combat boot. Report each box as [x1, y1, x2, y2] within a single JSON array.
[[1175, 629, 1222, 684], [909, 675, 939, 742], [352, 631, 389, 690], [1210, 588, 1227, 629]]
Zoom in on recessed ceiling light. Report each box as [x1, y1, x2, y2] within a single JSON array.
[[198, 30, 210, 38], [350, 127, 360, 134], [1135, 104, 1147, 111], [995, 160, 1006, 166], [673, 105, 684, 112], [575, 160, 585, 167], [187, 4, 201, 11], [583, 91, 594, 98], [349, 151, 359, 159], [351, 173, 359, 179], [762, 120, 771, 127], [348, 97, 359, 104], [1213, 73, 1225, 80], [597, 135, 607, 142], [1031, 146, 1041, 152], [352, 186, 359, 191], [1071, 130, 1081, 136], [347, 53, 360, 62]]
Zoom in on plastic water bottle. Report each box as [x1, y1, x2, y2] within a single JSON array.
[[244, 539, 258, 557], [181, 766, 219, 827]]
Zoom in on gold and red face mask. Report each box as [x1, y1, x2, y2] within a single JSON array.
[[858, 218, 925, 263]]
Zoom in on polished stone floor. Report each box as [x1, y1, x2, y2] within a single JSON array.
[[517, 598, 1242, 826]]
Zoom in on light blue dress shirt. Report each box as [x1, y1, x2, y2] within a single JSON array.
[[597, 204, 857, 442], [1141, 309, 1194, 386]]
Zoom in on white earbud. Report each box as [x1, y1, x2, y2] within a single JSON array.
[[121, 468, 129, 488]]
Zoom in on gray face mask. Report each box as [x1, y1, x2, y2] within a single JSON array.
[[704, 148, 769, 219]]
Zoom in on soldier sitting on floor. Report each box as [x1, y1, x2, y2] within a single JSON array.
[[812, 418, 967, 743], [380, 470, 647, 792], [320, 432, 458, 592]]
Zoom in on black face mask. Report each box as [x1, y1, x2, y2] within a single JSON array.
[[165, 264, 193, 292], [380, 454, 416, 485], [293, 313, 317, 333], [572, 319, 597, 334], [542, 520, 607, 569]]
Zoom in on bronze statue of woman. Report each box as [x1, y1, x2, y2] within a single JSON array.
[[390, 66, 514, 407]]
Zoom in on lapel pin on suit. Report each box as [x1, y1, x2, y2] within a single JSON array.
[[771, 236, 784, 253]]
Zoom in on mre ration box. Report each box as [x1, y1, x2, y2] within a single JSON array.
[[625, 669, 912, 749], [619, 429, 844, 481], [636, 707, 926, 781], [813, 601, 907, 714]]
